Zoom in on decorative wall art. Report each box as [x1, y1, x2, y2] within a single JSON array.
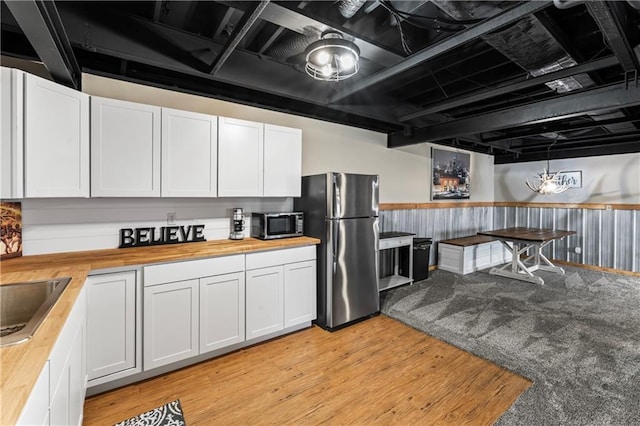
[[1, 201, 22, 259], [556, 171, 582, 188], [431, 148, 471, 200]]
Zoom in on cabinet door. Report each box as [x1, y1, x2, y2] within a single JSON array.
[[50, 363, 70, 426], [200, 272, 245, 354], [50, 301, 86, 426], [24, 73, 89, 197], [86, 271, 137, 381], [144, 280, 199, 370], [284, 260, 317, 327], [1, 67, 24, 199], [16, 361, 49, 426], [162, 108, 218, 197], [246, 266, 283, 339], [263, 124, 302, 197], [91, 97, 161, 197], [218, 117, 264, 197], [68, 320, 86, 426]]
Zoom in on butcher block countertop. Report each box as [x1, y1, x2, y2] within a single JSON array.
[[0, 236, 320, 425]]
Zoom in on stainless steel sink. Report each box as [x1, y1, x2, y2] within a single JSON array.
[[0, 277, 71, 347]]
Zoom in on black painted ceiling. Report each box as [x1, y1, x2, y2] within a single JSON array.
[[2, 0, 640, 163]]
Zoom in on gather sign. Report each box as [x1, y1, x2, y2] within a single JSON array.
[[119, 225, 206, 248]]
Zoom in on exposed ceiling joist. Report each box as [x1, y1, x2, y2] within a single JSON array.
[[329, 1, 553, 103], [388, 82, 640, 147], [516, 130, 640, 150], [4, 0, 81, 89], [400, 55, 618, 122], [495, 139, 640, 164], [586, 1, 640, 71], [483, 113, 640, 144], [213, 7, 235, 40], [208, 1, 269, 75]]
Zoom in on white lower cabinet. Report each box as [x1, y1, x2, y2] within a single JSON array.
[[19, 286, 87, 426], [246, 246, 317, 340], [200, 272, 245, 353], [86, 271, 140, 386], [246, 266, 284, 340], [284, 260, 317, 327], [143, 254, 245, 370], [16, 361, 49, 425], [144, 279, 199, 370]]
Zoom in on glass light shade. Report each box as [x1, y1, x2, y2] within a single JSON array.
[[526, 169, 569, 195], [305, 32, 360, 82]]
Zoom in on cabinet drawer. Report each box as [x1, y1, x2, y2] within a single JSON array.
[[246, 246, 315, 270], [144, 254, 244, 286], [380, 237, 412, 250]]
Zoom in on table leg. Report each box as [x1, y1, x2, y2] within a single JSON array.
[[522, 241, 565, 275], [488, 241, 545, 285]]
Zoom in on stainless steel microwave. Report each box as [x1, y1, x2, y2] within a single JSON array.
[[251, 212, 304, 240]]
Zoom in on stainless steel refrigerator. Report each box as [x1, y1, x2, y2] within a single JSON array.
[[294, 172, 379, 330]]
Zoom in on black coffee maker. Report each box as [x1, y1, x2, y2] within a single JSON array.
[[229, 208, 245, 240]]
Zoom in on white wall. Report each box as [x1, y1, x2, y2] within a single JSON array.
[[494, 153, 640, 203]]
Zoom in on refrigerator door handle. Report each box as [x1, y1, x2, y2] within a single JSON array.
[[332, 221, 339, 274]]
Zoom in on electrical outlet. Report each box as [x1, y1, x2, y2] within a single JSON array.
[[167, 212, 177, 224]]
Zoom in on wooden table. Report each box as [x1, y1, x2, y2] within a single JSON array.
[[477, 227, 575, 285]]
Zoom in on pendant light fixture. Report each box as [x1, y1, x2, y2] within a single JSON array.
[[526, 140, 569, 195], [305, 30, 360, 81]]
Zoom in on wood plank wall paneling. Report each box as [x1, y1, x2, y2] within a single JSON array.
[[83, 316, 531, 425], [380, 202, 494, 210]]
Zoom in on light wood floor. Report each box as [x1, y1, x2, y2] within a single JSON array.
[[83, 315, 531, 425]]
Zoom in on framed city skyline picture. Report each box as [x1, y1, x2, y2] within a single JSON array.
[[431, 148, 471, 200]]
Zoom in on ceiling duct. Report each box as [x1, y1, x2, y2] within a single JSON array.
[[430, 0, 635, 135], [339, 0, 367, 19], [431, 0, 592, 92], [265, 26, 320, 61]]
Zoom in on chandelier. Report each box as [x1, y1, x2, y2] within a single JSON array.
[[305, 30, 360, 81], [526, 140, 569, 195]]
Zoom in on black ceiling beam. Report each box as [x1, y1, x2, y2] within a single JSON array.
[[4, 0, 81, 89], [516, 130, 640, 151], [152, 1, 162, 22], [586, 1, 640, 71], [494, 139, 640, 164], [388, 82, 640, 148], [400, 55, 618, 122], [329, 1, 552, 103], [213, 7, 236, 40], [208, 1, 270, 75], [482, 113, 640, 144]]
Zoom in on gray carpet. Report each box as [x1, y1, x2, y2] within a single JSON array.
[[380, 266, 640, 425]]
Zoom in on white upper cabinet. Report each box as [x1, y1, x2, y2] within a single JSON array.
[[218, 117, 264, 197], [162, 108, 218, 197], [23, 72, 90, 198], [0, 67, 23, 199], [263, 124, 302, 197], [91, 96, 161, 197], [218, 118, 302, 197]]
